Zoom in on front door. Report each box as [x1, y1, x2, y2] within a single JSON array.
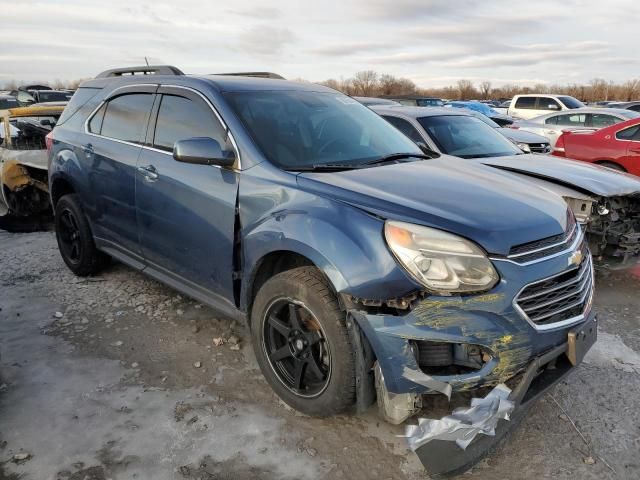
[[135, 86, 239, 311]]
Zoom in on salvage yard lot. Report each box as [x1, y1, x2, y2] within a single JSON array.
[[1, 228, 639, 479]]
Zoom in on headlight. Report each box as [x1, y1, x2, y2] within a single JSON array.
[[384, 221, 499, 294], [516, 142, 531, 153]]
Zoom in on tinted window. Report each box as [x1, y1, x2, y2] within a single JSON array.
[[417, 115, 522, 158], [37, 91, 72, 102], [383, 116, 425, 144], [590, 114, 619, 128], [555, 114, 586, 126], [539, 98, 561, 111], [0, 97, 19, 109], [153, 95, 226, 152], [416, 99, 444, 107], [629, 105, 640, 112], [100, 94, 154, 143], [515, 97, 536, 109], [224, 91, 421, 169], [545, 116, 559, 125], [558, 96, 585, 109], [616, 125, 640, 140], [57, 87, 101, 125]]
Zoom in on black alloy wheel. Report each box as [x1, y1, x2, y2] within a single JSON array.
[[262, 299, 331, 398]]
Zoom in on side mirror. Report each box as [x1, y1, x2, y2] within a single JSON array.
[[548, 104, 559, 110], [173, 137, 235, 167]]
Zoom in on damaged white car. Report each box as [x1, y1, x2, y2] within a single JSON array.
[[0, 106, 63, 217]]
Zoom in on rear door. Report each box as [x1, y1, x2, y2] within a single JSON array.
[[83, 86, 156, 259], [619, 125, 640, 173], [546, 113, 588, 146], [135, 86, 239, 312]]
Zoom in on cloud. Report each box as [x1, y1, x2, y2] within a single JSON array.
[[310, 42, 393, 56], [355, 0, 479, 20], [236, 25, 295, 56], [227, 6, 282, 19]]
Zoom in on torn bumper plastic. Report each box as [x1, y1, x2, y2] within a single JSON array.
[[408, 313, 597, 477]]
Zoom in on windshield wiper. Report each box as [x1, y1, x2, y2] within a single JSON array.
[[360, 152, 434, 166], [286, 163, 365, 172]]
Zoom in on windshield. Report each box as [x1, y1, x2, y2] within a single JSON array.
[[224, 90, 422, 169], [558, 96, 584, 109], [417, 115, 522, 158]]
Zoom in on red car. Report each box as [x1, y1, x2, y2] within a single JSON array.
[[553, 117, 640, 175]]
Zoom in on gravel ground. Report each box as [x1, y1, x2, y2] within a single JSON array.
[[0, 227, 639, 479]]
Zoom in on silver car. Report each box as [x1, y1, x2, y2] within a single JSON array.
[[513, 107, 640, 146]]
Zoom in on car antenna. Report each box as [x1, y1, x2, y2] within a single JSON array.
[[144, 56, 150, 67]]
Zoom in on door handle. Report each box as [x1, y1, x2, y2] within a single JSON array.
[[545, 130, 556, 135], [630, 148, 640, 154], [137, 164, 159, 181]]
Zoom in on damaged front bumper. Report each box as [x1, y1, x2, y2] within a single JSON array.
[[349, 249, 597, 476]]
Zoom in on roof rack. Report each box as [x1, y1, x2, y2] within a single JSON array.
[[214, 72, 285, 80], [95, 65, 185, 78]]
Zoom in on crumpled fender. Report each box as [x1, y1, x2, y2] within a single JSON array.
[[239, 179, 418, 311]]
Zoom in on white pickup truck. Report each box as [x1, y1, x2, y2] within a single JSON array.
[[507, 94, 585, 120]]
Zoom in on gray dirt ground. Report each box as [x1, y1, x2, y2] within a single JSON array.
[[0, 228, 639, 480]]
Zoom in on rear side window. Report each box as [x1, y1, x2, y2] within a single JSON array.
[[514, 97, 536, 109], [152, 94, 227, 152], [554, 114, 586, 126], [383, 116, 424, 145], [590, 114, 619, 128], [97, 93, 154, 144], [616, 125, 640, 140], [629, 105, 640, 112], [57, 87, 101, 125]]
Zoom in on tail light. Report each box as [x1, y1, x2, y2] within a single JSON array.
[[45, 131, 54, 154], [553, 134, 566, 157]]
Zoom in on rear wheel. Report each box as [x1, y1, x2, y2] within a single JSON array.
[[250, 266, 356, 415], [55, 194, 109, 276]]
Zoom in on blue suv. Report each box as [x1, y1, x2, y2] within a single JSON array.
[[48, 66, 596, 475]]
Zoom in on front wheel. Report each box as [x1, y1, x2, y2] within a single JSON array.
[[250, 267, 356, 416]]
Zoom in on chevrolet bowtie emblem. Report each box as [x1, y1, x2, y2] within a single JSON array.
[[568, 250, 584, 267]]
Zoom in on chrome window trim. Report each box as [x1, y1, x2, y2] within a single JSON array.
[[83, 83, 242, 170], [512, 254, 594, 332], [491, 225, 584, 267]]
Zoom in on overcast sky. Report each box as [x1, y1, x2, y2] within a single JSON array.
[[3, 0, 638, 88]]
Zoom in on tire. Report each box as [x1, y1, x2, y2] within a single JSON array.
[[598, 161, 625, 172], [54, 194, 110, 276], [250, 266, 356, 416]]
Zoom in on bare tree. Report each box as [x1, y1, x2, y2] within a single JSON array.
[[479, 81, 492, 99], [456, 79, 477, 100], [352, 70, 379, 96], [621, 79, 640, 101]]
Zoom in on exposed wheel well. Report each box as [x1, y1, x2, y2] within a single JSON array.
[[595, 160, 626, 172], [248, 252, 315, 313], [50, 178, 76, 208]]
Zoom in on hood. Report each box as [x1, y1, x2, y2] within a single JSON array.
[[479, 154, 640, 197], [498, 128, 548, 144], [297, 157, 569, 256]]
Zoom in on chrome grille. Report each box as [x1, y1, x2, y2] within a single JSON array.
[[528, 142, 551, 154], [508, 212, 578, 264], [515, 251, 593, 330]]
